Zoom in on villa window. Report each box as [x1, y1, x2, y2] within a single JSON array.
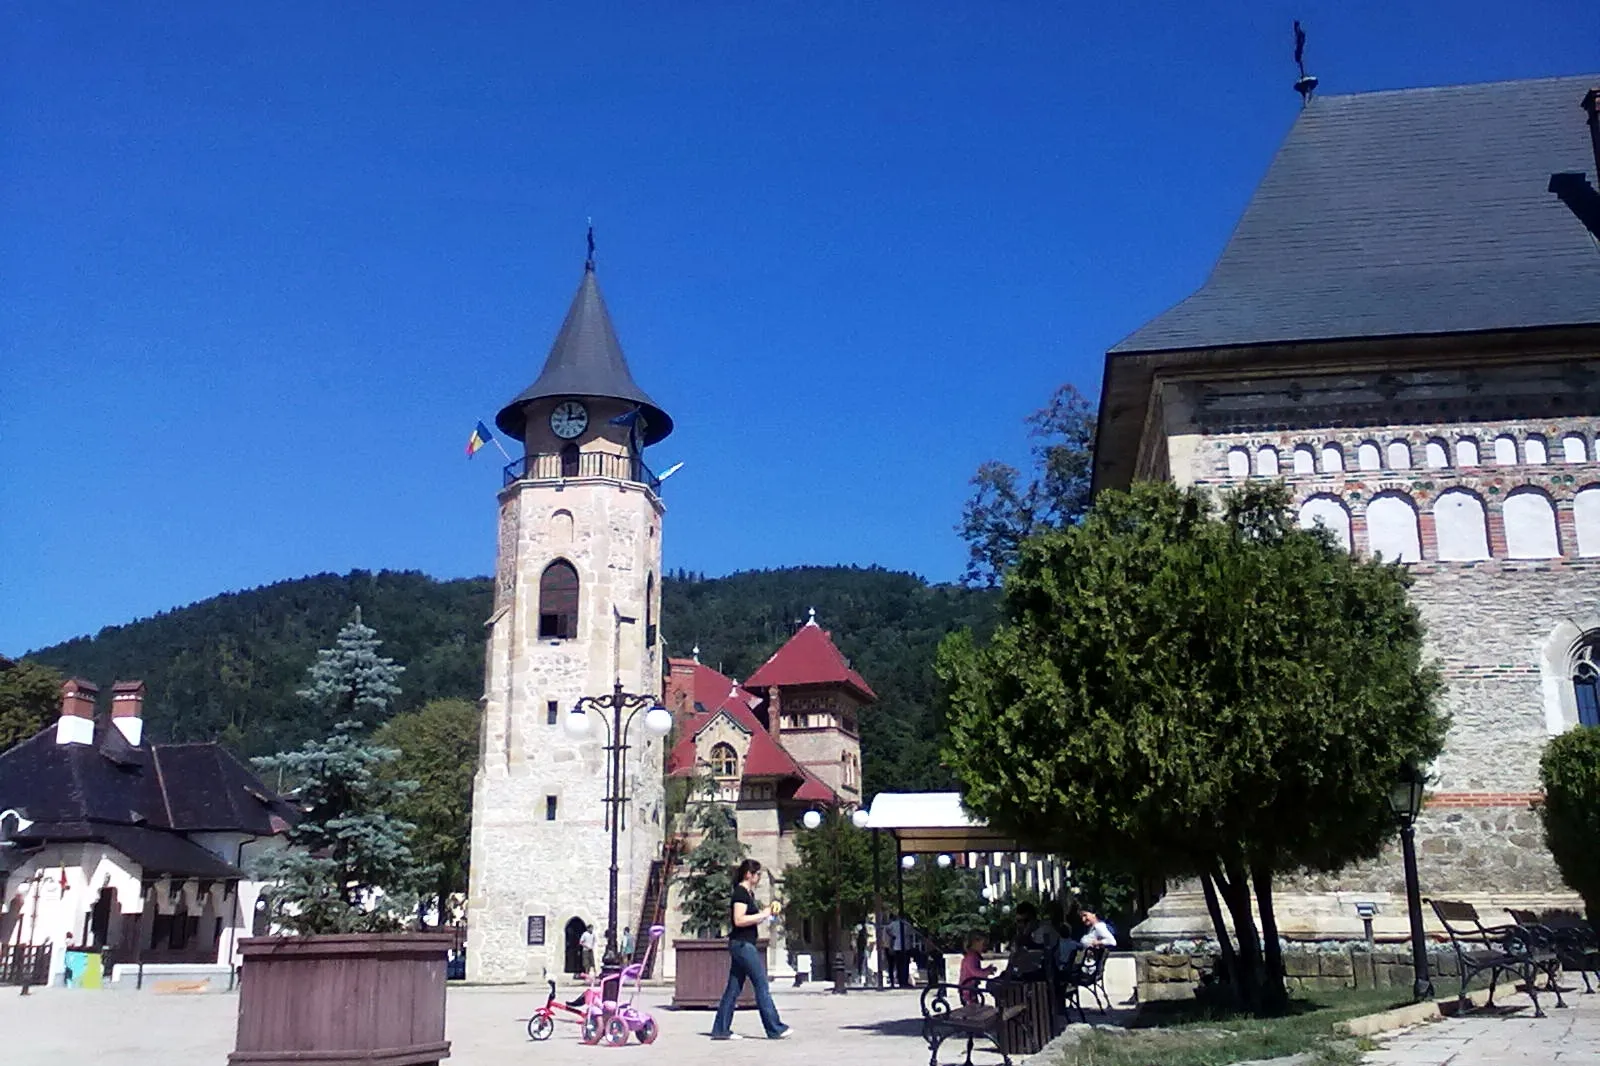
[[711, 742, 738, 777]]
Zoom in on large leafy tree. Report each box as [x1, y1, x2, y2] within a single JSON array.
[[374, 698, 480, 926], [938, 481, 1445, 1010], [783, 809, 885, 961], [253, 611, 431, 934], [0, 659, 62, 754], [957, 384, 1096, 587], [676, 793, 747, 939], [1539, 727, 1600, 918]]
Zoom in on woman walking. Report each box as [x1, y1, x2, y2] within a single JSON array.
[[709, 859, 790, 1040]]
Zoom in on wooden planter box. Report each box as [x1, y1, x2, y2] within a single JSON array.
[[672, 938, 767, 1009], [230, 933, 454, 1065]]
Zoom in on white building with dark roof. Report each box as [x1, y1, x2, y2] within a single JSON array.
[[0, 679, 295, 990]]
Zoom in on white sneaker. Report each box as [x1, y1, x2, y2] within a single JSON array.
[[710, 1033, 745, 1041]]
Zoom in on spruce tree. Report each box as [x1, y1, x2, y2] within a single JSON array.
[[677, 787, 747, 939], [253, 610, 432, 934]]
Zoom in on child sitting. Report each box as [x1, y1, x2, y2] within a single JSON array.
[[958, 933, 996, 1005]]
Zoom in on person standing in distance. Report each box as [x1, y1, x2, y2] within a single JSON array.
[[709, 859, 790, 1040]]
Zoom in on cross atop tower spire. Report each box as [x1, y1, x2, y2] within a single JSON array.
[[585, 220, 596, 273]]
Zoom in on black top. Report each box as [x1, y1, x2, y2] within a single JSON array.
[[730, 884, 759, 944]]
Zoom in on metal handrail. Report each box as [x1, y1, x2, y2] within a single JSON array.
[[502, 451, 661, 493]]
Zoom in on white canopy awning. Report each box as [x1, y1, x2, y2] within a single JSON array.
[[863, 791, 1023, 852]]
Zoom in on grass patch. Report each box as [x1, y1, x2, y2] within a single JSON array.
[[1055, 989, 1409, 1066]]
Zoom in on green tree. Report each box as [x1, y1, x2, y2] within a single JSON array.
[[375, 698, 481, 925], [900, 859, 985, 952], [782, 809, 887, 965], [676, 794, 747, 939], [0, 659, 62, 753], [253, 612, 430, 934], [938, 481, 1445, 1011], [957, 384, 1096, 587], [1539, 727, 1600, 918]]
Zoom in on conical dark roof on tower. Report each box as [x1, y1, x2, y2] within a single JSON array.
[[494, 264, 673, 444]]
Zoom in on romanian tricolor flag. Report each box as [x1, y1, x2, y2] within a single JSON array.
[[466, 421, 493, 458]]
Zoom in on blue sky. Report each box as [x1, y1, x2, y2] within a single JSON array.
[[3, 1, 1595, 654]]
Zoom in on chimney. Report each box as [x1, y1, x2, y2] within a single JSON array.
[[56, 679, 98, 746], [111, 680, 146, 746], [1585, 90, 1600, 182]]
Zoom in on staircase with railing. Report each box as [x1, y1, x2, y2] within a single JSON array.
[[630, 835, 684, 977]]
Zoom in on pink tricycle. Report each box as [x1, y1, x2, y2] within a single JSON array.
[[586, 925, 666, 1046]]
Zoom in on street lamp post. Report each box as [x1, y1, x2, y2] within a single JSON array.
[[565, 681, 673, 968], [1387, 763, 1434, 1003], [801, 805, 871, 993]]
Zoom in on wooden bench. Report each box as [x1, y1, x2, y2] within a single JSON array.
[[920, 980, 1027, 1066], [1508, 909, 1600, 994], [1061, 946, 1110, 1022], [1430, 899, 1565, 1017]]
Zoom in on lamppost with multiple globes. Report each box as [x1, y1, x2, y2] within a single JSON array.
[[564, 681, 673, 968], [1387, 762, 1435, 1002], [800, 805, 871, 993]]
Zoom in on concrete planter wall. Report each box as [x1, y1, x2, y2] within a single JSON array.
[[229, 933, 454, 1065], [671, 938, 766, 1009]]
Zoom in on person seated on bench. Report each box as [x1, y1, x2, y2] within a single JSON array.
[[1079, 910, 1117, 950], [959, 933, 997, 1005]]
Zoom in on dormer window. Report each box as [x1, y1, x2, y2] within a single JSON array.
[[710, 742, 738, 777]]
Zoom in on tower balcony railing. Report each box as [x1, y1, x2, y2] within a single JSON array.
[[503, 450, 661, 494]]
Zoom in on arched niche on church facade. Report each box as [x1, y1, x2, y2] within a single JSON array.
[[1503, 488, 1560, 559], [1564, 434, 1590, 463], [1292, 445, 1316, 475], [1366, 492, 1421, 563], [1574, 485, 1600, 557], [1227, 447, 1250, 478], [1320, 443, 1344, 473], [1433, 488, 1490, 561], [1296, 494, 1351, 551], [1525, 435, 1549, 465], [1424, 439, 1449, 469], [1386, 440, 1412, 470], [1256, 446, 1279, 477], [1357, 441, 1382, 471], [1493, 435, 1518, 466], [1455, 438, 1480, 467]]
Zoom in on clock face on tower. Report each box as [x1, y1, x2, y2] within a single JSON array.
[[550, 401, 589, 440]]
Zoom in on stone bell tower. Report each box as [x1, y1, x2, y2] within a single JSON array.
[[466, 242, 673, 982]]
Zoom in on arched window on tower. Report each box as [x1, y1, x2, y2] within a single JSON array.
[[1573, 638, 1600, 728], [538, 560, 580, 639], [560, 442, 580, 478], [710, 742, 738, 777]]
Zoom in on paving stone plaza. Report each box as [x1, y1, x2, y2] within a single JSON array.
[[3, 979, 1599, 1066]]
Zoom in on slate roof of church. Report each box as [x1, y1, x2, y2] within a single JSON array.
[[495, 264, 673, 444], [743, 620, 878, 703], [0, 720, 296, 878], [1112, 75, 1600, 355]]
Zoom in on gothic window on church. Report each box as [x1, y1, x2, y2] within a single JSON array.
[[711, 743, 738, 777], [538, 560, 579, 639], [1573, 640, 1600, 728]]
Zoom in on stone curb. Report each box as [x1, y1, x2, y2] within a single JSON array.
[[1336, 987, 1495, 1038]]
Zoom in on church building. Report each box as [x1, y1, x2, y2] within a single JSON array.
[[1096, 75, 1600, 940]]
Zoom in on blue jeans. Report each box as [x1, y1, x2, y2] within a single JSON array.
[[711, 940, 784, 1037]]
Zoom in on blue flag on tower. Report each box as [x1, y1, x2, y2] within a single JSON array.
[[609, 407, 641, 427]]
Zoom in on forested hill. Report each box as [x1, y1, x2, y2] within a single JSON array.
[[26, 567, 1000, 794]]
